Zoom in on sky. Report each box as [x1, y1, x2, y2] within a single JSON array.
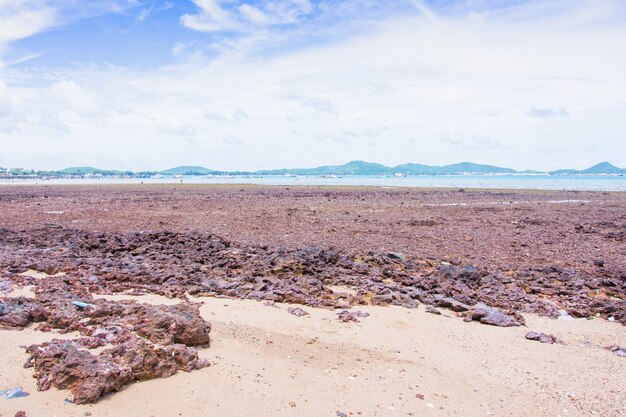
[[0, 0, 625, 171]]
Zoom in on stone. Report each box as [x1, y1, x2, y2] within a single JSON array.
[[425, 305, 441, 315], [24, 338, 208, 404], [607, 346, 626, 357], [287, 307, 309, 317], [433, 296, 471, 312], [525, 331, 565, 345], [466, 303, 524, 327], [387, 252, 406, 261]]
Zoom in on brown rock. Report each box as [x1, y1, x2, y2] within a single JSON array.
[[525, 331, 565, 345]]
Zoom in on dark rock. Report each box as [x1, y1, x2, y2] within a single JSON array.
[[387, 252, 406, 261], [525, 331, 565, 345], [607, 345, 626, 357], [425, 305, 441, 315]]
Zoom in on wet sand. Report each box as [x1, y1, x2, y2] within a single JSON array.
[[0, 185, 625, 416]]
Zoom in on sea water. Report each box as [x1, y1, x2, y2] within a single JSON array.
[[2, 174, 625, 191]]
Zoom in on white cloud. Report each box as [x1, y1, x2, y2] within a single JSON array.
[[0, 1, 57, 66], [180, 0, 237, 32], [181, 0, 314, 32], [0, 0, 143, 67], [1, 0, 626, 171]]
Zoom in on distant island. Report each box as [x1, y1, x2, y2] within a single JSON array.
[[0, 161, 624, 179]]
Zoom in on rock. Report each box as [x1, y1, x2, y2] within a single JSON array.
[[24, 338, 208, 404], [466, 303, 524, 327], [0, 278, 12, 294], [607, 346, 626, 357], [337, 309, 370, 322], [14, 412, 27, 417], [0, 227, 623, 324], [525, 331, 565, 345], [0, 297, 45, 329], [287, 307, 309, 317], [387, 252, 406, 261], [593, 259, 605, 267], [25, 340, 133, 404], [425, 305, 441, 315], [107, 302, 211, 346], [433, 296, 471, 312]]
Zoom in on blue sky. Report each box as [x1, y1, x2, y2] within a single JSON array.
[[0, 0, 625, 171]]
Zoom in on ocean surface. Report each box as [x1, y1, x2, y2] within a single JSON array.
[[2, 174, 625, 191]]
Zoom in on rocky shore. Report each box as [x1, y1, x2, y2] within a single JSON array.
[[0, 185, 624, 413]]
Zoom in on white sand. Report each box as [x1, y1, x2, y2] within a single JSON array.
[[1, 293, 625, 417]]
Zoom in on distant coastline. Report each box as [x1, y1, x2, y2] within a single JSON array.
[[0, 160, 624, 180]]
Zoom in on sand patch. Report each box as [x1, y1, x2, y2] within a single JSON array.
[[327, 285, 358, 296], [19, 270, 66, 279], [1, 297, 624, 417], [5, 285, 36, 298]]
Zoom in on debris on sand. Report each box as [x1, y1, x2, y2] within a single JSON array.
[[607, 346, 626, 357], [337, 310, 369, 322], [425, 305, 441, 315], [464, 302, 525, 327], [288, 307, 309, 317], [0, 387, 29, 399], [525, 331, 566, 345]]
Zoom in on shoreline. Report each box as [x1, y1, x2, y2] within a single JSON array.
[[1, 185, 624, 416]]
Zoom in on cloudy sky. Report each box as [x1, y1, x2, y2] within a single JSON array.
[[0, 0, 625, 171]]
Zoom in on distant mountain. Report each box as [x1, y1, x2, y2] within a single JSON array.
[[59, 167, 129, 175], [549, 162, 626, 175], [160, 166, 218, 175], [258, 160, 392, 175], [429, 162, 515, 175], [47, 161, 624, 177], [60, 167, 105, 174], [260, 160, 516, 175]]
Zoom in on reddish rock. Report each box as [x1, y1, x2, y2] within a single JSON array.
[[24, 338, 208, 404], [525, 331, 565, 345]]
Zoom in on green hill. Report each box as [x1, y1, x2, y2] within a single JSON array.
[[160, 166, 218, 175], [549, 162, 625, 175], [260, 160, 517, 175]]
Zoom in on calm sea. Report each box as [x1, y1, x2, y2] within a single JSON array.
[[1, 174, 625, 191]]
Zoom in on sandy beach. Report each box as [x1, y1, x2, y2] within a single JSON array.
[[1, 185, 624, 417]]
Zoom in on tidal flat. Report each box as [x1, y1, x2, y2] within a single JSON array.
[[0, 185, 624, 416]]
